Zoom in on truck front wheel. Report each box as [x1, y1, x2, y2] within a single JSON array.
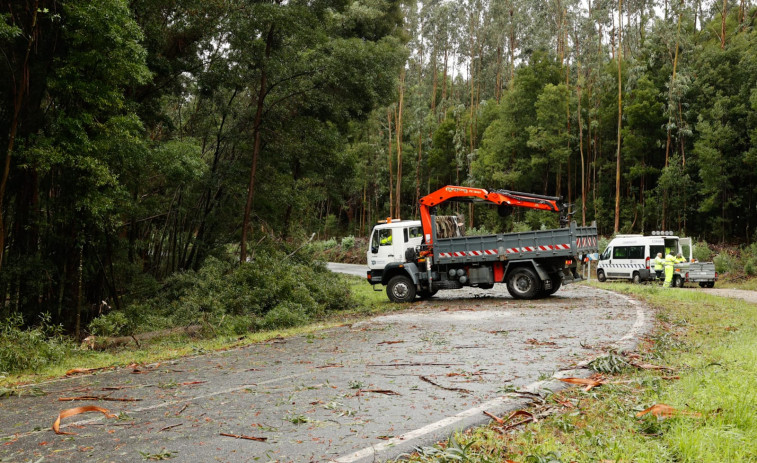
[[387, 275, 417, 303], [506, 267, 540, 300]]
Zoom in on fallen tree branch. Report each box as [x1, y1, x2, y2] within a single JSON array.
[[419, 375, 471, 394]]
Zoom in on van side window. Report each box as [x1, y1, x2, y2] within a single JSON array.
[[650, 245, 664, 258], [613, 247, 628, 259], [600, 248, 611, 260], [628, 246, 644, 259], [613, 246, 643, 259]]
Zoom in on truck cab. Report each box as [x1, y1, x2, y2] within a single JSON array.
[[366, 220, 424, 283]]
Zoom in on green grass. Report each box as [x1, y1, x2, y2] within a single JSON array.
[[398, 282, 757, 463], [716, 275, 757, 291], [1, 274, 401, 386]]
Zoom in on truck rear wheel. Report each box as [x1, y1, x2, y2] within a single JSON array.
[[506, 267, 540, 300], [545, 274, 562, 296], [387, 275, 416, 303]]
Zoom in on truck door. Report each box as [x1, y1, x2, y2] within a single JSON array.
[[368, 227, 398, 271]]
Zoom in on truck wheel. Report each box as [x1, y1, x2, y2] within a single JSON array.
[[632, 272, 641, 284], [387, 276, 416, 303], [545, 274, 562, 296], [706, 282, 715, 288], [506, 267, 540, 300], [597, 269, 606, 282]]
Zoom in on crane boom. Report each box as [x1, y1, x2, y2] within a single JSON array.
[[419, 185, 567, 246]]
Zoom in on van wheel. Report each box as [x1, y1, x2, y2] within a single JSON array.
[[506, 267, 540, 300], [597, 269, 606, 282], [387, 276, 416, 303], [673, 276, 684, 288], [632, 272, 641, 284]]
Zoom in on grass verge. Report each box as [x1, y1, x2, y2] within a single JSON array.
[[397, 282, 757, 463], [1, 274, 400, 387]]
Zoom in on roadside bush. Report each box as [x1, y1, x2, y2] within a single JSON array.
[[511, 221, 531, 233], [321, 238, 338, 250], [257, 301, 310, 330], [466, 226, 492, 236], [0, 313, 72, 374], [341, 235, 356, 250], [119, 244, 355, 336], [713, 253, 736, 274], [88, 311, 132, 337], [745, 259, 756, 276], [693, 241, 713, 262]]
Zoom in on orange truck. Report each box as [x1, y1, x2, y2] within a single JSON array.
[[366, 185, 599, 302]]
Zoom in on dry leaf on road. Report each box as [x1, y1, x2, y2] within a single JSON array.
[[52, 406, 116, 435]]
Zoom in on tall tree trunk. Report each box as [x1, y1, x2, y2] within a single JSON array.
[[395, 69, 405, 217], [241, 24, 274, 263], [415, 131, 422, 219], [442, 48, 448, 104], [387, 109, 394, 218], [721, 0, 728, 49], [614, 0, 623, 233], [495, 45, 503, 102], [431, 48, 438, 113], [0, 1, 40, 272]]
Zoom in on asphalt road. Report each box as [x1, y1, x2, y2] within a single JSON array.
[[0, 265, 651, 463]]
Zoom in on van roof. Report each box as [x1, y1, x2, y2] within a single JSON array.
[[608, 235, 678, 244]]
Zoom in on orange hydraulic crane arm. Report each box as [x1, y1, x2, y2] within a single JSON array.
[[419, 186, 567, 246]]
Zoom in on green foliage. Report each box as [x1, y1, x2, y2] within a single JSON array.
[[693, 241, 713, 263], [0, 314, 72, 374], [341, 235, 356, 250], [88, 311, 132, 337], [115, 244, 355, 335], [713, 253, 736, 274]]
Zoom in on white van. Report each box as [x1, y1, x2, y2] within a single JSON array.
[[596, 234, 692, 283]]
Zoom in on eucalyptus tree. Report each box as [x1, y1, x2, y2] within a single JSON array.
[[0, 0, 151, 329], [224, 0, 405, 261]]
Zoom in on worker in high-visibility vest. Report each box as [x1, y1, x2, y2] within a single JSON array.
[[663, 252, 676, 288], [675, 253, 686, 264], [654, 252, 664, 281]]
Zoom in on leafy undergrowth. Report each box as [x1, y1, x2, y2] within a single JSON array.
[[397, 283, 757, 462], [1, 274, 399, 385], [310, 236, 368, 264]]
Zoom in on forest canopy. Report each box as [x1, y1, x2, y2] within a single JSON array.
[[2, 0, 757, 332]]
